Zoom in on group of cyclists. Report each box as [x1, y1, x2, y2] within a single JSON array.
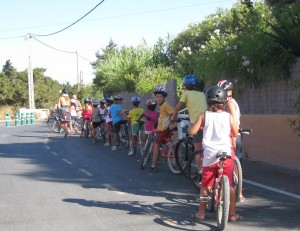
[[56, 74, 243, 225]]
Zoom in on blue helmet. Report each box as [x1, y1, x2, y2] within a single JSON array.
[[131, 97, 141, 103], [92, 100, 99, 107], [83, 98, 90, 103], [183, 75, 199, 86]]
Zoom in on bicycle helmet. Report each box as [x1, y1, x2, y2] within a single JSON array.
[[206, 86, 227, 104], [146, 99, 157, 106], [113, 95, 123, 100], [92, 100, 99, 107], [61, 88, 68, 95], [153, 87, 167, 97], [217, 80, 234, 91], [99, 99, 106, 104], [183, 75, 199, 86], [83, 98, 90, 103]]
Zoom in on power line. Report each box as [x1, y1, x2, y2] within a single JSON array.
[[31, 0, 105, 37], [0, 35, 25, 41], [32, 36, 93, 63]]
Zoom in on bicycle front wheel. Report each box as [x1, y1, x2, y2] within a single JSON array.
[[217, 175, 230, 231], [234, 157, 243, 203], [186, 150, 203, 191], [140, 138, 152, 169], [174, 138, 194, 176], [167, 141, 181, 175], [119, 124, 129, 148]]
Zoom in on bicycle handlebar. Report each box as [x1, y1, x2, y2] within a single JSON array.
[[239, 128, 252, 134]]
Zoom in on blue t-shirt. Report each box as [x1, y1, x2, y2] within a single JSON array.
[[110, 104, 122, 124]]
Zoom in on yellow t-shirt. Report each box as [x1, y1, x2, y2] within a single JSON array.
[[128, 108, 145, 124], [158, 101, 174, 131], [180, 90, 207, 123]]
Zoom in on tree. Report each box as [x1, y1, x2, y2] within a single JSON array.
[[2, 60, 17, 79]]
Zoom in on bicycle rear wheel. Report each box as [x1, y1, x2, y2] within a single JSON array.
[[233, 157, 243, 203], [167, 141, 181, 174], [186, 150, 203, 191], [53, 121, 61, 133], [119, 124, 129, 148], [140, 138, 152, 169], [175, 138, 194, 176], [47, 118, 55, 130], [217, 175, 230, 231]]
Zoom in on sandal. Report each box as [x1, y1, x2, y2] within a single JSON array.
[[228, 214, 241, 222], [191, 213, 204, 220]]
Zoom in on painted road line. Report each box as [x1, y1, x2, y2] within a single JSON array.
[[51, 151, 58, 156], [62, 159, 72, 165], [79, 168, 93, 177], [45, 145, 50, 150], [244, 179, 300, 200]]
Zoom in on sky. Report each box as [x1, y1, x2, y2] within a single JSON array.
[[0, 0, 237, 86]]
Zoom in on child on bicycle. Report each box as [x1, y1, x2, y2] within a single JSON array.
[[104, 98, 113, 146], [149, 87, 174, 172], [217, 79, 246, 202], [189, 86, 240, 221], [127, 97, 145, 156], [109, 95, 128, 151], [80, 98, 93, 138], [91, 100, 101, 143]]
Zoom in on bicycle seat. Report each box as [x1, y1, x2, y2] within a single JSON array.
[[216, 151, 231, 160]]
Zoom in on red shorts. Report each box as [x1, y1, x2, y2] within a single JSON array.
[[200, 158, 234, 188], [154, 129, 170, 145]]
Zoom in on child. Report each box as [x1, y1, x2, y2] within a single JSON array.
[[127, 97, 145, 156], [137, 99, 159, 140], [103, 98, 113, 146], [70, 99, 78, 134], [80, 98, 93, 138], [149, 87, 174, 172], [189, 86, 240, 221], [91, 100, 101, 143], [109, 95, 128, 151]]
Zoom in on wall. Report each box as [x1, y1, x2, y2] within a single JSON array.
[[241, 114, 300, 170]]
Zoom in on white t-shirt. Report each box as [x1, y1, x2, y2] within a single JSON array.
[[105, 106, 112, 123], [202, 111, 232, 167]]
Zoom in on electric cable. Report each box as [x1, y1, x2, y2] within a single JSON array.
[[31, 0, 105, 37]]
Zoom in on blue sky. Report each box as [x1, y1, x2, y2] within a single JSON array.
[[0, 0, 237, 85]]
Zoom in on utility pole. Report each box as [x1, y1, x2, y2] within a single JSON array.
[[76, 50, 80, 92], [25, 33, 35, 109]]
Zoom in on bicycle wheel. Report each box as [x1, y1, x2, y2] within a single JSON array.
[[175, 138, 194, 176], [186, 150, 203, 191], [135, 128, 145, 158], [167, 141, 181, 174], [96, 126, 102, 141], [84, 121, 89, 138], [47, 117, 55, 130], [233, 156, 243, 203], [217, 175, 230, 231], [100, 124, 106, 144], [207, 187, 215, 213], [140, 137, 152, 169], [53, 121, 61, 133], [119, 124, 129, 148]]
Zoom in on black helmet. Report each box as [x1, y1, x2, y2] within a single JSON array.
[[105, 98, 114, 104], [62, 88, 68, 94], [113, 95, 123, 100], [83, 98, 90, 103], [206, 86, 227, 104], [153, 87, 167, 97], [217, 80, 233, 91]]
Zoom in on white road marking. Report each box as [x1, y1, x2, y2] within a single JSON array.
[[244, 179, 300, 200], [45, 146, 50, 150], [51, 151, 58, 156], [79, 168, 93, 177], [62, 159, 72, 165]]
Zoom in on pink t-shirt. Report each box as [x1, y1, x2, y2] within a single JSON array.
[[144, 110, 159, 132]]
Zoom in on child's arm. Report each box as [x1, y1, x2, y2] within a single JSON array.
[[118, 110, 128, 121], [226, 101, 238, 124], [230, 114, 239, 137], [189, 112, 204, 135], [172, 101, 184, 121]]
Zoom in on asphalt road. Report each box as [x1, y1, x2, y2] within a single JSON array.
[[0, 122, 299, 231]]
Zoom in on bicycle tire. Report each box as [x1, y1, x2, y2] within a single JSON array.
[[217, 175, 230, 231], [47, 118, 55, 130], [53, 121, 61, 133], [207, 188, 215, 213], [119, 124, 129, 148], [84, 121, 89, 138], [186, 150, 203, 191], [100, 125, 106, 144], [140, 137, 152, 169], [234, 157, 243, 203], [167, 141, 181, 174], [174, 138, 194, 176]]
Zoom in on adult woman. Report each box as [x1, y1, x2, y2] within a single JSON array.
[[57, 88, 71, 137]]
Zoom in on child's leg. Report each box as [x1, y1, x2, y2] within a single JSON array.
[[229, 187, 240, 220], [130, 135, 137, 149], [151, 143, 159, 167]]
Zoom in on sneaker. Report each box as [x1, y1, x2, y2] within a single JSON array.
[[238, 195, 246, 203], [128, 148, 135, 156], [104, 142, 110, 146], [111, 146, 117, 151], [148, 166, 158, 173]]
